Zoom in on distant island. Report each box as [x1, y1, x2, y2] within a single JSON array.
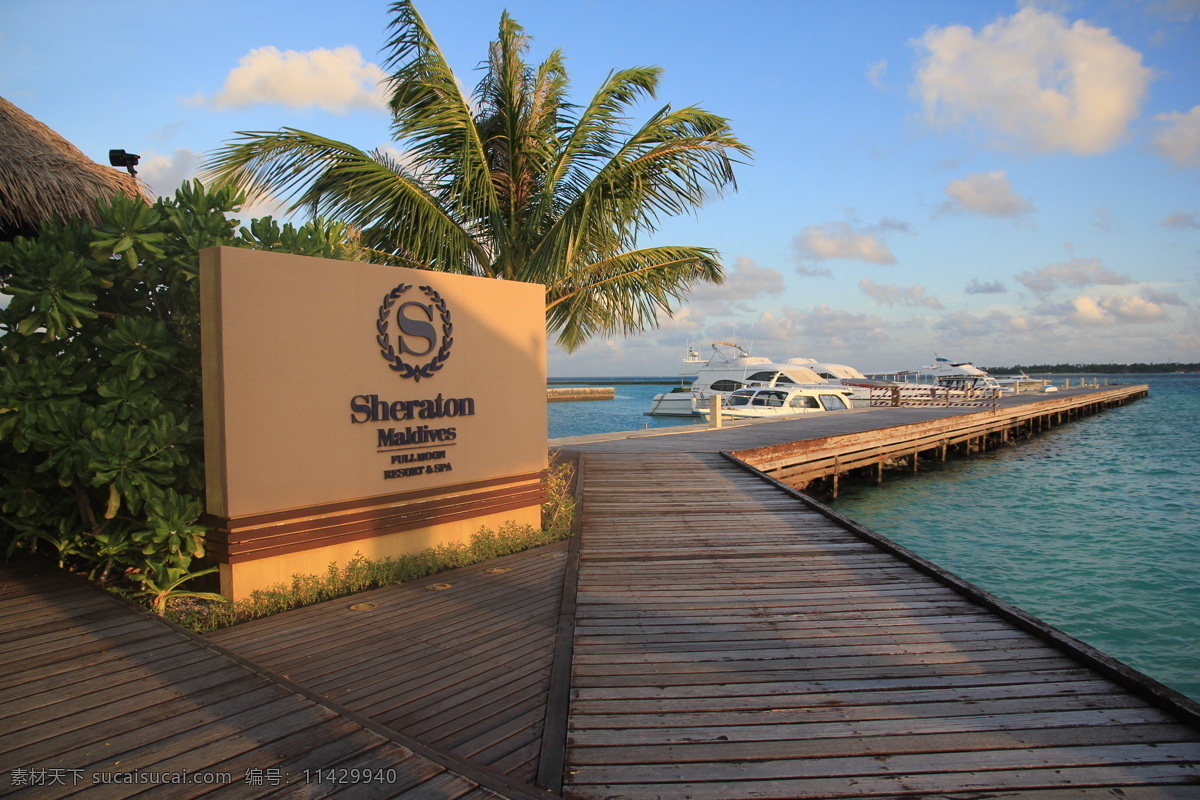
[[981, 363, 1199, 374]]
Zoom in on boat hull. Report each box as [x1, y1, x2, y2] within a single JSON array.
[[645, 390, 703, 417]]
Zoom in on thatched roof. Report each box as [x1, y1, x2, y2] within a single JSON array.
[[0, 95, 149, 239]]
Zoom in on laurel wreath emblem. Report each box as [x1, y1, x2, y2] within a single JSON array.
[[377, 283, 453, 381]]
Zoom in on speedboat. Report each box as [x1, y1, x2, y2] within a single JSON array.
[[645, 343, 856, 417], [700, 386, 855, 420], [923, 357, 1003, 392], [781, 358, 887, 402], [991, 371, 1053, 394], [866, 357, 1002, 395]]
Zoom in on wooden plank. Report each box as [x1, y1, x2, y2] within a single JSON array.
[[566, 706, 1182, 747], [568, 742, 1200, 783], [560, 449, 1200, 799], [570, 678, 1126, 714], [569, 763, 1199, 800], [565, 723, 1200, 765], [571, 666, 1102, 699], [208, 541, 571, 782], [0, 563, 551, 800]]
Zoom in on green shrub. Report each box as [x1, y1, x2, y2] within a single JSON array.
[[0, 181, 363, 605], [165, 503, 574, 634]]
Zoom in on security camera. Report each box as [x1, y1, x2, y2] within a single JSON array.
[[109, 149, 140, 176]]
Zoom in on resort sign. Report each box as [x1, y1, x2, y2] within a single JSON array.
[[200, 247, 547, 600]]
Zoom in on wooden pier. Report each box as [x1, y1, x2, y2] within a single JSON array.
[[733, 384, 1149, 496], [558, 450, 1200, 798], [547, 387, 615, 402], [4, 382, 1199, 798], [0, 560, 551, 799]]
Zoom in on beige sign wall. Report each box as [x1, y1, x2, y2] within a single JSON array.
[[200, 247, 547, 599]]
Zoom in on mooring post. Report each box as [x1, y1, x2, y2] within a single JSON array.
[[710, 395, 723, 428]]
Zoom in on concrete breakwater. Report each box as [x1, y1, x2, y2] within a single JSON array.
[[547, 387, 615, 402]]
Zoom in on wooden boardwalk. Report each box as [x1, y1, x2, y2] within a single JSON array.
[[551, 385, 1147, 457], [562, 452, 1200, 798], [207, 542, 570, 785], [5, 384, 1199, 798], [0, 559, 551, 799]]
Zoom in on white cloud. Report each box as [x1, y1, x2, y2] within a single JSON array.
[[688, 257, 785, 315], [1017, 257, 1132, 296], [236, 193, 295, 222], [914, 7, 1152, 155], [1141, 287, 1188, 307], [190, 46, 388, 113], [965, 278, 1006, 294], [1160, 211, 1200, 229], [655, 305, 707, 334], [868, 60, 889, 91], [942, 171, 1034, 216], [934, 311, 996, 338], [137, 148, 202, 198], [747, 305, 891, 351], [1065, 294, 1168, 325], [933, 309, 1053, 338], [859, 278, 943, 309], [794, 222, 897, 265], [1145, 0, 1200, 22], [135, 146, 296, 219], [1093, 208, 1118, 231], [1153, 106, 1200, 169]]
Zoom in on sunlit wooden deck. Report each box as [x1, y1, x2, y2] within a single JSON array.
[[560, 451, 1200, 798], [208, 541, 571, 784], [0, 560, 550, 799], [4, 384, 1198, 798]]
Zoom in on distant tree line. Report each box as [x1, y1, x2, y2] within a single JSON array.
[[982, 363, 1200, 374]]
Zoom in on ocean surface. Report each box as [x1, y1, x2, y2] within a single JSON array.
[[547, 374, 1200, 702]]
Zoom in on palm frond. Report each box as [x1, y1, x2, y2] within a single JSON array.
[[202, 129, 487, 273], [528, 105, 750, 288], [547, 66, 661, 201], [308, 147, 490, 274], [381, 0, 498, 229], [545, 245, 725, 352], [201, 128, 355, 209]]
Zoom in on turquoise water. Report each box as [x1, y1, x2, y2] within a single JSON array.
[[547, 378, 697, 439], [547, 374, 1200, 702], [829, 374, 1200, 703]]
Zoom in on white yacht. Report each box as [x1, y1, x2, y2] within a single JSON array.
[[700, 385, 855, 420], [921, 357, 1003, 392], [866, 357, 1003, 397], [645, 343, 855, 417], [991, 371, 1053, 394], [780, 358, 894, 402]]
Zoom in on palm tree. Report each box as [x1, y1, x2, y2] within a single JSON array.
[[202, 0, 750, 351]]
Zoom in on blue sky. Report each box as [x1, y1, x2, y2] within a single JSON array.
[[3, 0, 1198, 374]]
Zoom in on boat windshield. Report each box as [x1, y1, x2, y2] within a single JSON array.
[[789, 395, 821, 409], [752, 391, 788, 407], [819, 394, 849, 410], [746, 371, 796, 385]]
